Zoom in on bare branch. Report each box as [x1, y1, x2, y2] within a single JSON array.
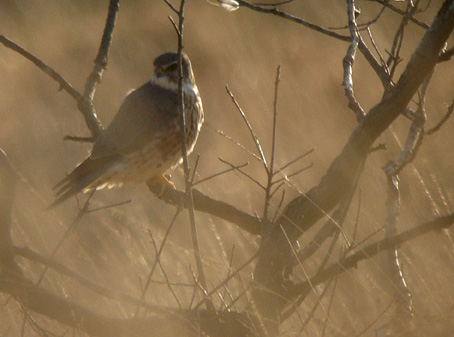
[[219, 157, 266, 190], [251, 2, 454, 333], [215, 129, 263, 163], [383, 175, 413, 318], [366, 0, 429, 29], [426, 95, 454, 135], [343, 0, 366, 122], [289, 213, 454, 297], [225, 85, 268, 172], [135, 210, 181, 317], [193, 162, 249, 186], [263, 66, 281, 220], [237, 0, 351, 42], [148, 231, 183, 311], [147, 183, 263, 235], [357, 36, 391, 89], [0, 0, 122, 140], [275, 148, 314, 174], [63, 135, 96, 143], [80, 0, 119, 137], [163, 0, 179, 13], [38, 189, 97, 284], [193, 251, 259, 310], [170, 0, 214, 312], [0, 35, 83, 102]]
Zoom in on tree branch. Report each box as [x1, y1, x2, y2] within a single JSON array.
[[0, 35, 83, 102], [148, 184, 262, 235], [80, 0, 120, 137], [250, 1, 454, 334], [289, 213, 454, 297]]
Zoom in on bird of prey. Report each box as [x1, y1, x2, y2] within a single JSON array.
[[51, 52, 203, 207]]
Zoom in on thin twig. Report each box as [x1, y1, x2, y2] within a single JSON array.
[[366, 0, 429, 29], [190, 154, 200, 185], [219, 245, 236, 311], [272, 163, 313, 185], [14, 246, 170, 313], [426, 95, 454, 135], [192, 252, 259, 310], [225, 85, 269, 172], [85, 199, 131, 213], [134, 210, 180, 318], [0, 35, 83, 102], [219, 157, 266, 190], [254, 0, 295, 6], [149, 231, 183, 311], [163, 0, 179, 13], [237, 0, 351, 42], [289, 213, 454, 298], [173, 0, 214, 312], [275, 148, 315, 174], [193, 162, 249, 186], [263, 65, 281, 220], [387, 1, 419, 77], [279, 224, 332, 324], [214, 128, 263, 162], [37, 189, 97, 285], [270, 65, 281, 181], [272, 189, 286, 222]]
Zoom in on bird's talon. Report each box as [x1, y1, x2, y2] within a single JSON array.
[[147, 174, 175, 197]]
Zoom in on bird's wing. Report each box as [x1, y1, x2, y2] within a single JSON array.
[[91, 82, 179, 159]]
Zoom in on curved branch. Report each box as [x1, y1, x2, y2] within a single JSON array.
[[80, 0, 120, 137], [0, 35, 83, 102]]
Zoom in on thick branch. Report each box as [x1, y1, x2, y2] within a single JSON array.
[[251, 1, 454, 335], [148, 184, 262, 235]]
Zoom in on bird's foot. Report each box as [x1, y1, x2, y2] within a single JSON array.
[[147, 174, 176, 197]]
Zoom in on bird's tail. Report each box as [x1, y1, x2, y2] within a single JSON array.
[[49, 155, 119, 209]]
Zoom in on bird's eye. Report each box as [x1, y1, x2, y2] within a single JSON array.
[[166, 63, 178, 72]]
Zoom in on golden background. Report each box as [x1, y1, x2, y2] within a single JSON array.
[[1, 0, 453, 335]]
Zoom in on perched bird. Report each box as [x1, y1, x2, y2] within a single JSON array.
[[51, 52, 204, 207]]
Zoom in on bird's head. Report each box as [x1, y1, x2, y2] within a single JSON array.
[[151, 52, 195, 90]]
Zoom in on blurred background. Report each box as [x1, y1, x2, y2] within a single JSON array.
[[1, 0, 454, 335]]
